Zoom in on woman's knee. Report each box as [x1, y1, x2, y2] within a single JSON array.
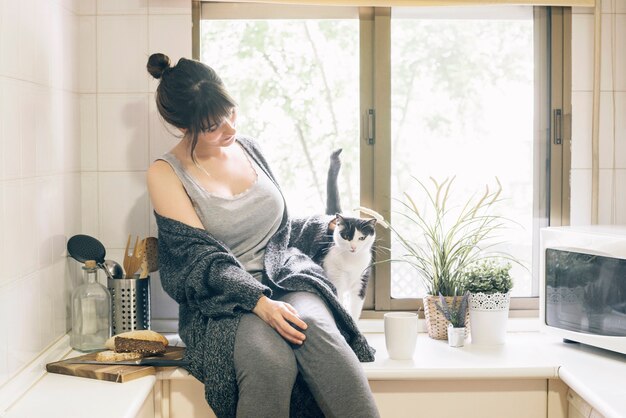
[[235, 315, 298, 384]]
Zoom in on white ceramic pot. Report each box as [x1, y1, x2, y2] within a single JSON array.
[[468, 292, 511, 345], [447, 324, 465, 347]]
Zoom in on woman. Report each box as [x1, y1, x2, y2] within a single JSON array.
[[146, 53, 379, 418]]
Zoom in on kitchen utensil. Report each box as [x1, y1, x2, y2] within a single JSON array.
[[123, 235, 146, 278], [103, 259, 124, 280], [144, 237, 159, 272], [108, 275, 151, 333], [65, 358, 189, 367], [67, 234, 114, 280], [123, 235, 133, 277], [67, 234, 106, 264], [139, 258, 149, 279], [127, 238, 146, 279]]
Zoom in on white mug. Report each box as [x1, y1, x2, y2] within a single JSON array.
[[384, 312, 418, 360]]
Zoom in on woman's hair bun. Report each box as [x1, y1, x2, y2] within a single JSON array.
[[147, 53, 171, 79]]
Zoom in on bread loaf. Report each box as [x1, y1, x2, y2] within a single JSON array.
[[105, 330, 169, 355], [95, 350, 144, 362]]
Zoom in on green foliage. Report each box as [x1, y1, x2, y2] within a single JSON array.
[[463, 259, 513, 294], [390, 176, 511, 296], [434, 292, 469, 328]]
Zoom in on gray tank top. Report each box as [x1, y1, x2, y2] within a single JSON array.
[[158, 147, 284, 282]]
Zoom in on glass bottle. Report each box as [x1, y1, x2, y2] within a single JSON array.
[[70, 260, 111, 352]]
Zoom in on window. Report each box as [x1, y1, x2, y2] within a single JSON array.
[[197, 3, 571, 315], [198, 5, 361, 217], [390, 7, 536, 298]]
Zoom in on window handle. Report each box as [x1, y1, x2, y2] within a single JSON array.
[[554, 109, 562, 145], [367, 109, 375, 145]]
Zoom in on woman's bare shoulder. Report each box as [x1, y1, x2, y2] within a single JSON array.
[[147, 159, 204, 229]]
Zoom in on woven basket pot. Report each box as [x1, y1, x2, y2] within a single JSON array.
[[423, 294, 471, 340]]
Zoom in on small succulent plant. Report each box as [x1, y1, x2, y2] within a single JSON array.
[[463, 259, 513, 294]]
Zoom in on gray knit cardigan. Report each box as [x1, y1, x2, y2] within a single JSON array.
[[155, 136, 375, 418]]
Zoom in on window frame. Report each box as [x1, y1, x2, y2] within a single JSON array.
[[193, 2, 572, 318]]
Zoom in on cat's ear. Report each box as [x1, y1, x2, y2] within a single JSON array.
[[335, 213, 344, 222], [366, 218, 377, 227]]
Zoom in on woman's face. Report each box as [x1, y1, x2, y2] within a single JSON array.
[[184, 108, 238, 147], [200, 108, 237, 145]]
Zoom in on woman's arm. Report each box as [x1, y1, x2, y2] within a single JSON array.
[[147, 160, 204, 229]]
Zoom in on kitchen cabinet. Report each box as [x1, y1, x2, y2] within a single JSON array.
[[567, 389, 605, 418], [153, 378, 550, 418], [370, 379, 547, 418]]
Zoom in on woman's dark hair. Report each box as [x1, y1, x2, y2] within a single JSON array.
[[147, 53, 237, 160]]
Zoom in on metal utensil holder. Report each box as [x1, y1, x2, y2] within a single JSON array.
[[108, 276, 151, 334]]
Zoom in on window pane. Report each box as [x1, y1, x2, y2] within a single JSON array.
[[390, 8, 535, 298], [200, 19, 360, 217]]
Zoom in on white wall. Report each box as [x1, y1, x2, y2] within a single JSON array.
[[0, 0, 81, 387], [0, 0, 191, 388], [571, 0, 626, 225], [78, 0, 191, 327]]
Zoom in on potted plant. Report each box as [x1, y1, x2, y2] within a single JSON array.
[[462, 259, 513, 345], [380, 176, 508, 339], [359, 176, 515, 340], [434, 291, 470, 347]]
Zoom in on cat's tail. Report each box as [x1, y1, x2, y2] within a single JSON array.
[[326, 148, 343, 215]]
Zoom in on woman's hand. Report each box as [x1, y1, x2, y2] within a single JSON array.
[[252, 296, 308, 345]]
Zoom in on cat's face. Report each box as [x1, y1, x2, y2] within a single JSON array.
[[333, 215, 376, 253]]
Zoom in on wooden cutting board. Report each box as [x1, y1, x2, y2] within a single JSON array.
[[46, 346, 186, 383]]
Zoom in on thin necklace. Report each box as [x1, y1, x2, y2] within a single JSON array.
[[192, 152, 212, 179]]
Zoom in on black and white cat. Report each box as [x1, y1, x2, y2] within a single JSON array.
[[323, 149, 376, 321]]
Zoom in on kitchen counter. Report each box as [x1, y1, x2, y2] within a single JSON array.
[[3, 330, 626, 418]]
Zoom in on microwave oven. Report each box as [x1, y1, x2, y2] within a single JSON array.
[[540, 225, 626, 355]]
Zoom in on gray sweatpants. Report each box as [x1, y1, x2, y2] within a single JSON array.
[[233, 291, 380, 418]]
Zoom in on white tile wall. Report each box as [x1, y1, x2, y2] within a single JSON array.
[[149, 0, 191, 15], [0, 0, 81, 388], [572, 14, 595, 92], [97, 94, 150, 171], [148, 14, 192, 92], [97, 0, 148, 15], [598, 169, 615, 223], [78, 0, 96, 16], [615, 92, 626, 168], [0, 277, 8, 384], [615, 14, 626, 91], [96, 15, 149, 93], [1, 0, 190, 388], [78, 16, 97, 93], [570, 8, 626, 227], [572, 91, 593, 169], [80, 94, 98, 171], [599, 91, 615, 168], [570, 169, 592, 226], [98, 171, 150, 250], [0, 79, 21, 180], [81, 172, 99, 238]]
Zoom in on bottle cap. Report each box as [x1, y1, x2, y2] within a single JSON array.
[[84, 260, 97, 269]]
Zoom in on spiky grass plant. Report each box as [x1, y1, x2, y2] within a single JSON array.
[[394, 176, 514, 296]]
